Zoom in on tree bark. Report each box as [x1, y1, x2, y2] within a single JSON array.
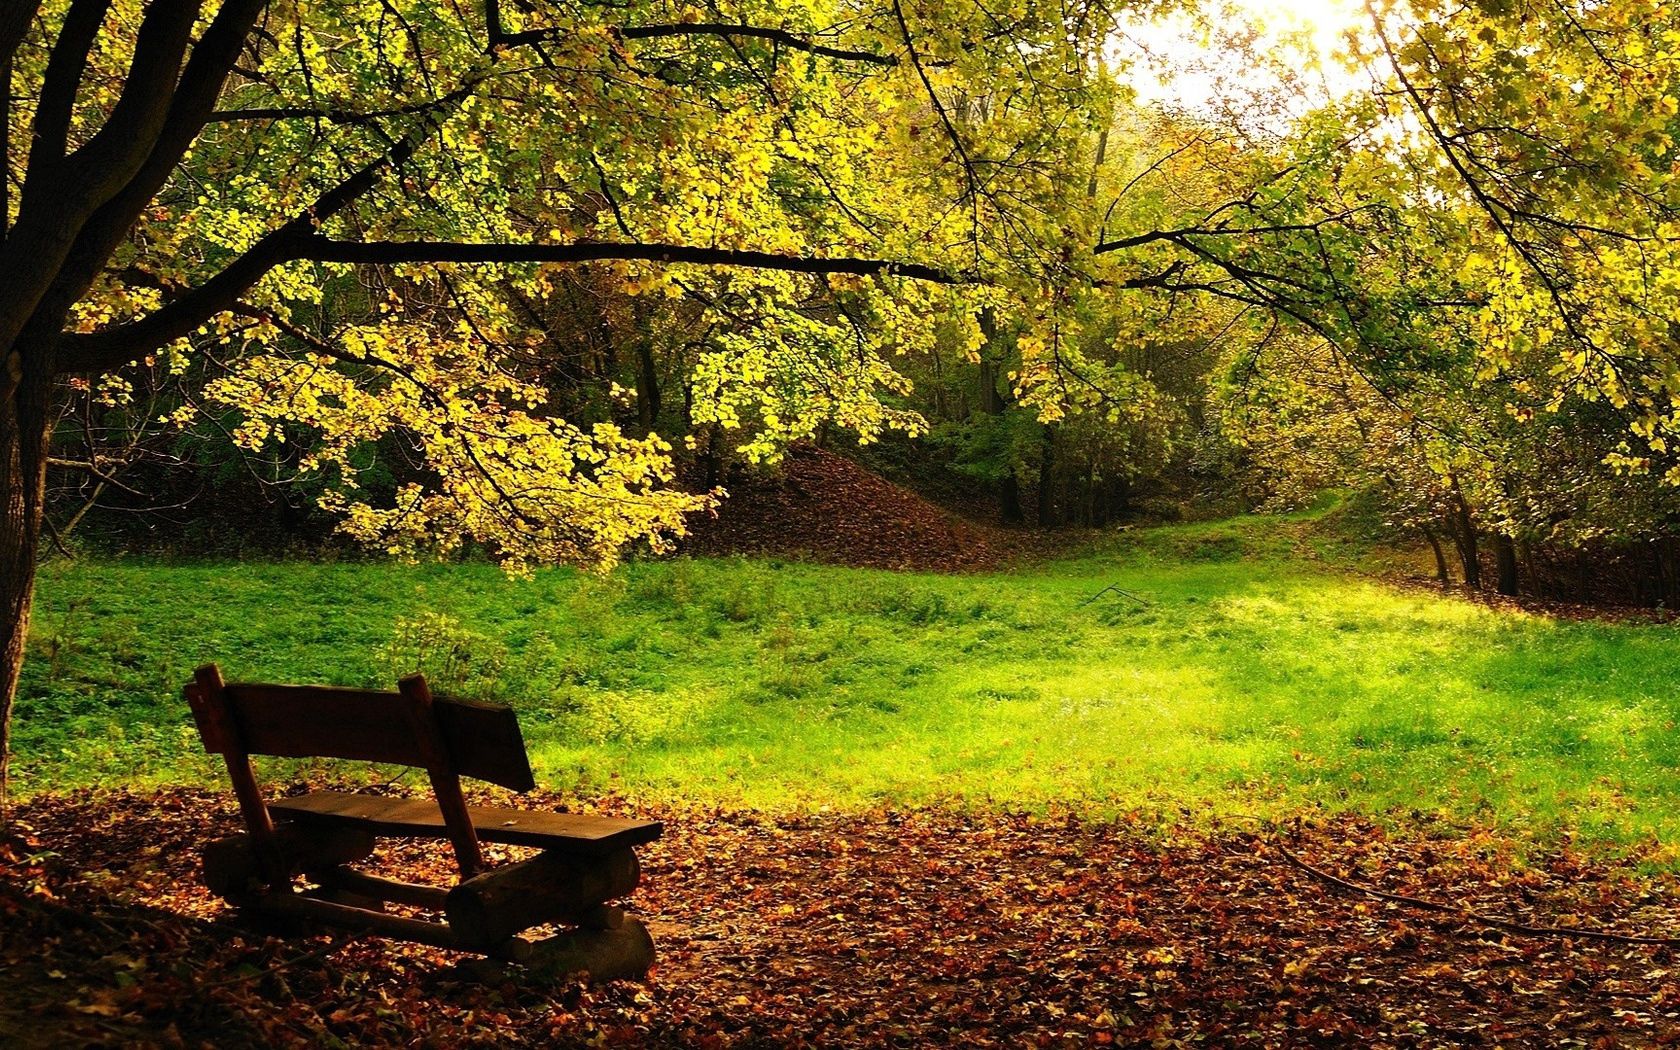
[[1447, 476, 1481, 591], [1421, 526, 1451, 587], [1657, 539, 1680, 608], [999, 471, 1023, 525], [1036, 424, 1056, 526], [0, 351, 54, 802], [1492, 533, 1519, 597], [635, 341, 661, 433], [975, 309, 1023, 524]]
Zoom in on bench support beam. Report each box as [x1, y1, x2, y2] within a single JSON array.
[[254, 891, 535, 961], [312, 866, 452, 910], [203, 826, 376, 902], [446, 847, 640, 948], [525, 917, 656, 982]]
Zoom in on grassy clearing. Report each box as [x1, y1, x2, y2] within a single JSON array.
[[16, 515, 1680, 855]]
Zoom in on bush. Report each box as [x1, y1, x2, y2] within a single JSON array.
[[379, 612, 508, 700]]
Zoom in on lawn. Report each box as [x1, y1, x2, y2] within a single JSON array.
[[16, 515, 1680, 854]]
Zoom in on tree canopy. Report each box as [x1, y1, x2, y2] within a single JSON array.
[[12, 0, 1680, 782]]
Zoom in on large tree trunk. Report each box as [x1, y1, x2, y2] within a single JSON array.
[[998, 472, 1023, 525], [1447, 476, 1482, 591], [635, 341, 661, 434], [976, 310, 1023, 525], [1492, 533, 1520, 597], [1036, 424, 1056, 526], [1656, 538, 1680, 608], [1421, 526, 1451, 587], [0, 351, 53, 802]]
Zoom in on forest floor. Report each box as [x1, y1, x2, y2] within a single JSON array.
[[6, 788, 1680, 1048], [14, 507, 1680, 1044]]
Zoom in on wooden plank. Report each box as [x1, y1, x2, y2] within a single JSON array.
[[313, 866, 452, 910], [193, 664, 288, 886], [219, 683, 536, 792], [399, 674, 485, 877], [434, 695, 537, 793], [252, 891, 533, 961], [270, 791, 663, 855], [446, 847, 639, 946], [184, 681, 227, 753]]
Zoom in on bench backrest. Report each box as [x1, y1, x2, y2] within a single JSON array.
[[189, 681, 535, 792], [185, 663, 534, 882]]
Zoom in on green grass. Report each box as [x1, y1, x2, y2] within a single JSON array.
[[17, 515, 1680, 855]]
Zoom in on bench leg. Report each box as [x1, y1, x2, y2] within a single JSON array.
[[302, 884, 387, 913], [575, 904, 624, 930], [445, 847, 639, 946], [202, 826, 376, 902], [522, 917, 656, 982]]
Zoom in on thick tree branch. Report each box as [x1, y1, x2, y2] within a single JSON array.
[[26, 0, 110, 178], [484, 0, 894, 66], [1, 1, 203, 363], [63, 232, 966, 373], [207, 95, 464, 124], [55, 2, 204, 203], [1093, 216, 1369, 256], [45, 457, 144, 498], [41, 0, 269, 367], [615, 24, 895, 66], [0, 0, 39, 246], [0, 1, 37, 64], [56, 107, 449, 375], [295, 237, 965, 282]]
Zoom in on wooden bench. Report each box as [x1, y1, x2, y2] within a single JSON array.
[[184, 663, 661, 979]]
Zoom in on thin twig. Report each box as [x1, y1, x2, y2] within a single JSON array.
[[1277, 840, 1680, 946], [1079, 583, 1149, 607]]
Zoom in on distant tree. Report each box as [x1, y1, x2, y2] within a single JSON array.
[[1216, 0, 1680, 598]]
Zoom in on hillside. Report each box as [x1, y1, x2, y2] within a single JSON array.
[[681, 445, 1017, 571]]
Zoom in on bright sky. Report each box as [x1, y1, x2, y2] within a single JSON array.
[[1234, 0, 1367, 60], [1122, 0, 1371, 116]]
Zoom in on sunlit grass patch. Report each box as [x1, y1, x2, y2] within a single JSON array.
[[18, 516, 1680, 857]]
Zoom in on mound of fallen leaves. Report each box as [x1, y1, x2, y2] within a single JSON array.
[[5, 789, 1680, 1047], [683, 445, 1016, 572]]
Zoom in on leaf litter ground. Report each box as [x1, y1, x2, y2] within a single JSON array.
[[5, 788, 1680, 1047]]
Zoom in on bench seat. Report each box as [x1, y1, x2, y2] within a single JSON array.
[[271, 791, 662, 857]]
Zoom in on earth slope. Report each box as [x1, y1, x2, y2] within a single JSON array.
[[682, 445, 1012, 571]]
